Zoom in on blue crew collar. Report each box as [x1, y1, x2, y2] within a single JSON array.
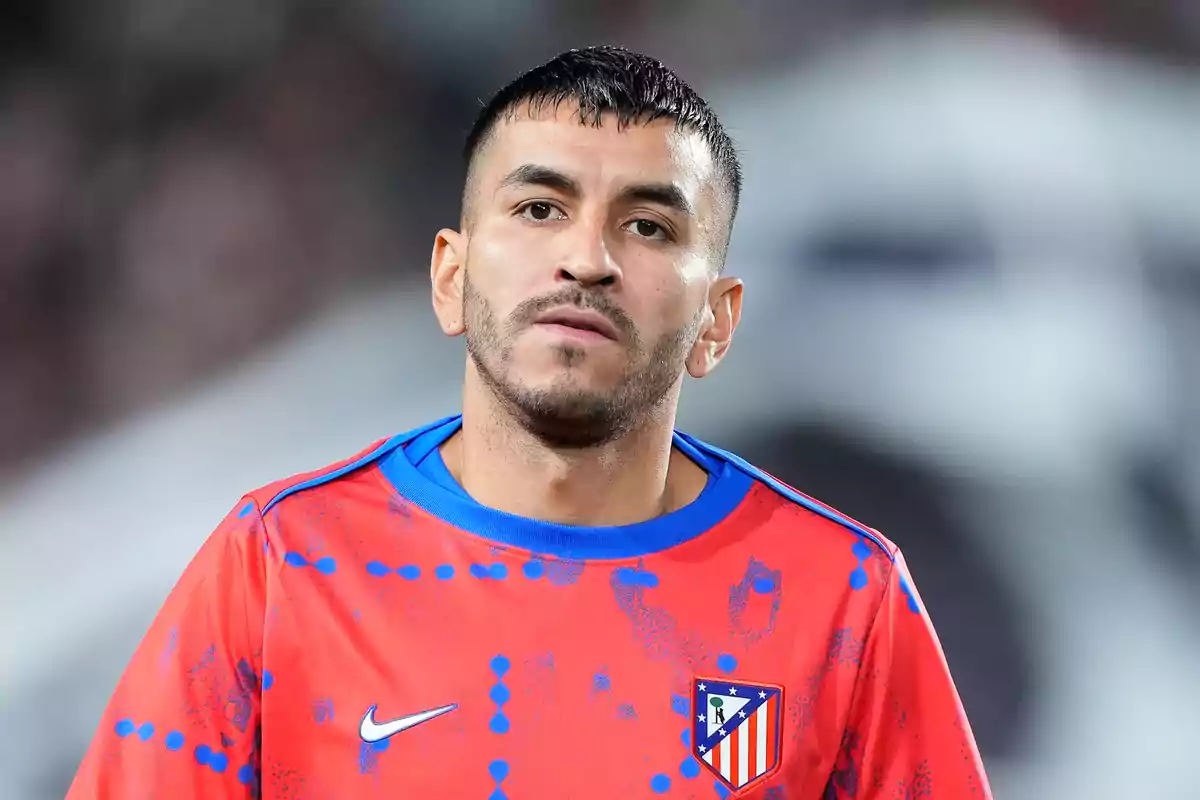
[[377, 415, 753, 559]]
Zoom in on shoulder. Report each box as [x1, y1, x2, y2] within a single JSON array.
[[243, 416, 461, 516], [680, 430, 899, 562], [241, 434, 407, 517]]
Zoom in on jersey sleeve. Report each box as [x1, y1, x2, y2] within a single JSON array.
[[67, 497, 269, 799], [824, 547, 993, 799]]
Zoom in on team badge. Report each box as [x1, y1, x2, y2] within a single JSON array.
[[692, 677, 783, 793]]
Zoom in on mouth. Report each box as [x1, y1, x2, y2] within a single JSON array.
[[533, 307, 620, 341]]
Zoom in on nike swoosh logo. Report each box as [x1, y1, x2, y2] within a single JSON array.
[[359, 702, 458, 743]]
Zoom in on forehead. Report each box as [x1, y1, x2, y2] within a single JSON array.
[[478, 102, 719, 205]]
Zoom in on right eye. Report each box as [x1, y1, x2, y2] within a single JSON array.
[[519, 202, 565, 222]]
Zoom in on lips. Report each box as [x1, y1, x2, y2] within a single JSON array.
[[533, 307, 620, 340]]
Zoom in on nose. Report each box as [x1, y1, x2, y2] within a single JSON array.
[[555, 219, 621, 288]]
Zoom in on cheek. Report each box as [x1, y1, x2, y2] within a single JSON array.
[[628, 271, 707, 335], [467, 230, 540, 310]]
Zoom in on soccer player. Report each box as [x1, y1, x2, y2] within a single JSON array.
[[68, 47, 992, 798]]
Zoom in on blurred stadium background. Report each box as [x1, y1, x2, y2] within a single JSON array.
[[2, 1, 1199, 797]]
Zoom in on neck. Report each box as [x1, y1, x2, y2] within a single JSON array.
[[441, 374, 706, 527]]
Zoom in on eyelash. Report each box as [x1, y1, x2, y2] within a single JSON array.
[[515, 202, 673, 242]]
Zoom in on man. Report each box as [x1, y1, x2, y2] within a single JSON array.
[[69, 46, 992, 798]]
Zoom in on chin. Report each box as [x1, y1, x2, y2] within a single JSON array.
[[511, 357, 623, 393], [513, 375, 618, 405], [509, 391, 631, 449]]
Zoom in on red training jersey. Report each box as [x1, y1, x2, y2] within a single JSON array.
[[69, 415, 992, 798]]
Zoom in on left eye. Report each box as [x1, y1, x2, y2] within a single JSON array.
[[628, 219, 665, 239]]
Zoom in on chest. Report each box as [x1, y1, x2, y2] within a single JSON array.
[[257, 550, 871, 797]]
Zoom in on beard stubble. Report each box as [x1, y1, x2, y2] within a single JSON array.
[[462, 272, 701, 449]]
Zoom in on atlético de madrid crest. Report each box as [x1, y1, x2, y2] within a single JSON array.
[[692, 677, 783, 793]]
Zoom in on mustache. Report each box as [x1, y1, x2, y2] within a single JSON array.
[[509, 289, 635, 340]]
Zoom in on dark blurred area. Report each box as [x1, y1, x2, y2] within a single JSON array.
[[3, 2, 1200, 798], [4, 0, 1200, 477], [1, 2, 457, 474]]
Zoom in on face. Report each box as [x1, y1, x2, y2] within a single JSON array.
[[432, 102, 742, 447]]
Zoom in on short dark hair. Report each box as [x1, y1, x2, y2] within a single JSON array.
[[462, 46, 742, 239]]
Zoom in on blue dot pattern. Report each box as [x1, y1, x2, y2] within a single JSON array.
[[471, 563, 509, 580], [614, 566, 659, 588], [849, 539, 872, 590], [489, 759, 510, 800], [366, 561, 442, 580], [648, 685, 712, 790], [716, 653, 738, 674], [113, 720, 156, 741], [489, 655, 511, 735], [194, 744, 231, 774], [516, 556, 586, 585], [489, 655, 512, 798], [282, 552, 337, 574], [114, 719, 243, 779]]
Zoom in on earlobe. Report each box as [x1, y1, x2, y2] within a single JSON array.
[[686, 277, 744, 379], [431, 228, 467, 337]]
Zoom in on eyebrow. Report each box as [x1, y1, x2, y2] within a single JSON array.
[[497, 163, 695, 218], [498, 164, 581, 195], [618, 182, 694, 219]]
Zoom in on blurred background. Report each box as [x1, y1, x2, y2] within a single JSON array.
[[2, 1, 1199, 797]]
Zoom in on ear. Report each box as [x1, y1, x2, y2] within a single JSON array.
[[431, 228, 467, 337], [687, 277, 743, 379]]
